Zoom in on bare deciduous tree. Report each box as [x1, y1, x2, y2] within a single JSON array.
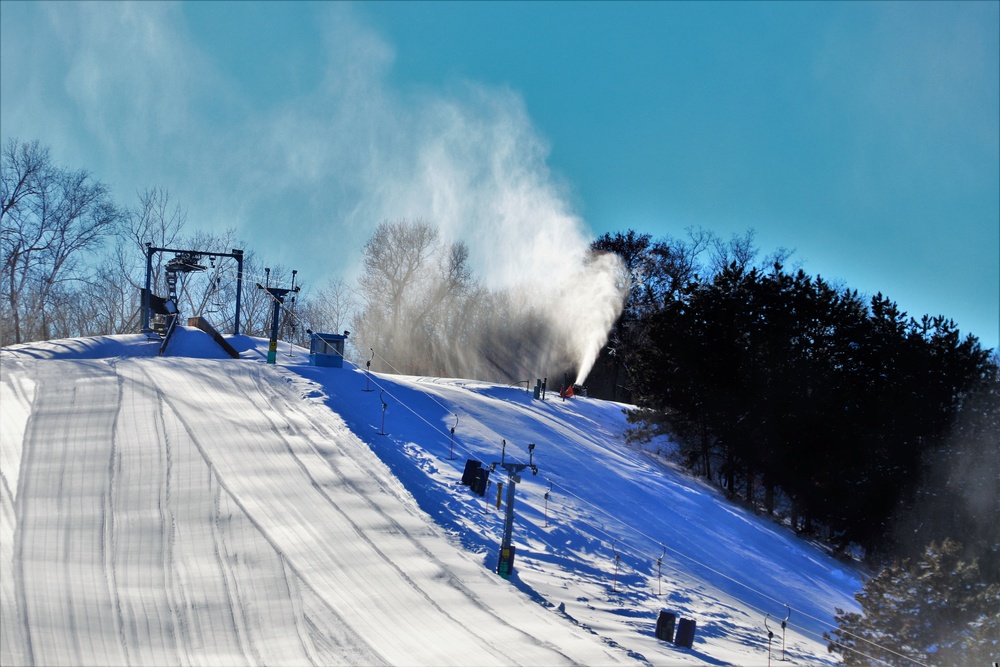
[[357, 219, 439, 355], [298, 276, 357, 349], [355, 218, 486, 375], [1, 138, 121, 345], [88, 187, 190, 335]]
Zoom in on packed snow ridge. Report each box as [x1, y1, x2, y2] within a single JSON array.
[[0, 327, 862, 666]]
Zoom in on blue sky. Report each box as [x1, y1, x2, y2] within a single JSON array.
[[2, 1, 998, 350]]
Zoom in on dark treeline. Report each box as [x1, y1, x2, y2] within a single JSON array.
[[588, 229, 998, 569]]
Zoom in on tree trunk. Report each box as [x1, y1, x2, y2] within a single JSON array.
[[764, 475, 775, 516], [8, 263, 21, 344], [700, 421, 712, 479], [724, 451, 735, 497]]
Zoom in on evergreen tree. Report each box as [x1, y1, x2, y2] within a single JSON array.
[[599, 225, 995, 562], [826, 539, 1000, 667]]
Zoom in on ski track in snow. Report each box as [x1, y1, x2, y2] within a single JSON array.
[[17, 360, 127, 666], [2, 358, 36, 666]]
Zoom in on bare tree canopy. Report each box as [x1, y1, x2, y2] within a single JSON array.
[[1, 138, 121, 345]]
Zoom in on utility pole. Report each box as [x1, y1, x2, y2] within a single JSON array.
[[491, 442, 538, 579], [257, 274, 300, 364]]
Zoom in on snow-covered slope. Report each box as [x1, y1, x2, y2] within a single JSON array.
[[1, 328, 862, 666]]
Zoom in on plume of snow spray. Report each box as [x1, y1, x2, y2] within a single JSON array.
[[391, 88, 627, 383], [303, 9, 628, 382]]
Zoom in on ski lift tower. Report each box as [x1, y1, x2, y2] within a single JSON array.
[[257, 273, 300, 364], [142, 244, 245, 335], [490, 442, 539, 579]]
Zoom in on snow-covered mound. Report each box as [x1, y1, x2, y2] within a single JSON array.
[[1, 328, 862, 666]]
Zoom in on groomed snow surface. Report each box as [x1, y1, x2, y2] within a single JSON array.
[[1, 328, 862, 666]]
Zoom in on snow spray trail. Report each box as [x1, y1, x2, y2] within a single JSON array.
[[286, 8, 628, 384]]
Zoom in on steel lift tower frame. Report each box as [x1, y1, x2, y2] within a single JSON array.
[[490, 441, 539, 579], [142, 244, 245, 335]]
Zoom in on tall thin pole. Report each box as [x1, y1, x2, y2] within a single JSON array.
[[363, 348, 375, 392], [233, 249, 243, 335], [658, 544, 665, 596], [285, 270, 298, 356], [493, 443, 538, 579], [612, 539, 620, 592], [766, 614, 774, 667], [257, 276, 298, 364], [142, 242, 153, 333], [449, 414, 458, 460], [781, 606, 790, 661], [378, 389, 388, 435], [496, 467, 519, 579], [267, 292, 282, 364], [544, 479, 552, 527]]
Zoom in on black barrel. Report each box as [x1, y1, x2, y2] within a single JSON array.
[[655, 610, 676, 642], [472, 468, 490, 497], [674, 618, 696, 648], [462, 459, 482, 486]]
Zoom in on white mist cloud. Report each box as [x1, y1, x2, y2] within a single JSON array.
[[41, 3, 220, 166]]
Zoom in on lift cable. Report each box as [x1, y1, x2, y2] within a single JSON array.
[[548, 481, 928, 667]]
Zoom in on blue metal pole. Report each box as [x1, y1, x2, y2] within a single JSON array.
[[267, 295, 281, 364], [142, 243, 153, 333]]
